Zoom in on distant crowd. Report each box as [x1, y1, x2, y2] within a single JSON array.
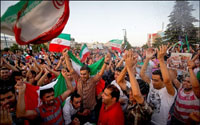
[[0, 43, 199, 125]]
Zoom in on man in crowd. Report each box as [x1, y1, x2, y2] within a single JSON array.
[[16, 69, 73, 124], [63, 48, 111, 123], [124, 50, 153, 125], [170, 60, 200, 124], [98, 84, 124, 125], [140, 45, 177, 125], [0, 80, 24, 124], [63, 91, 81, 125]]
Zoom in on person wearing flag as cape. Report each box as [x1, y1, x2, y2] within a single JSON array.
[[15, 69, 73, 124], [62, 48, 111, 123]]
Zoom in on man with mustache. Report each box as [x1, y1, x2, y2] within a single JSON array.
[[16, 69, 73, 124]]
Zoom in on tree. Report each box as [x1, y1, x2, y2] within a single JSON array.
[[122, 41, 132, 50], [164, 1, 198, 44], [152, 37, 163, 48], [9, 43, 23, 52]]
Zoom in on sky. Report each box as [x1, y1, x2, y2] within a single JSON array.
[[1, 1, 199, 47]]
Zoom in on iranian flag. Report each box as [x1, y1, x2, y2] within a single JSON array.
[[1, 0, 70, 45], [109, 39, 123, 53], [68, 51, 104, 76], [49, 33, 71, 52], [24, 52, 31, 60], [80, 44, 90, 62], [24, 73, 67, 110], [68, 51, 106, 94]]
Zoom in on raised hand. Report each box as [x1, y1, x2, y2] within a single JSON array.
[[157, 45, 168, 59], [0, 106, 12, 125], [61, 69, 67, 77], [187, 60, 196, 70], [146, 48, 156, 59], [124, 50, 137, 68], [62, 48, 69, 57], [104, 53, 111, 63]]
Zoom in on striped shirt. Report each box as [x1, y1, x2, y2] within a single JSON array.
[[173, 87, 200, 123], [35, 96, 64, 125]]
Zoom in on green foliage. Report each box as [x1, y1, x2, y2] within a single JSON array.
[[9, 43, 23, 52], [152, 37, 163, 48], [122, 41, 132, 50], [164, 1, 198, 44], [32, 43, 48, 53], [142, 44, 148, 49]]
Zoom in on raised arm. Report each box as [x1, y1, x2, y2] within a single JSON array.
[[62, 49, 79, 81], [37, 68, 49, 86], [1, 58, 19, 72], [124, 50, 144, 104], [116, 67, 127, 83], [93, 53, 111, 81], [187, 60, 200, 98], [61, 69, 73, 100], [140, 49, 155, 84], [15, 82, 38, 120], [157, 45, 175, 96]]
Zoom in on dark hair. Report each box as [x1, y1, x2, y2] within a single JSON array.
[[47, 73, 52, 79], [115, 67, 124, 72], [11, 71, 22, 77], [70, 91, 81, 102], [80, 65, 90, 73], [31, 70, 36, 77], [40, 88, 54, 99], [152, 70, 163, 81], [0, 85, 15, 95], [137, 79, 149, 95], [40, 59, 45, 64], [106, 84, 120, 102], [0, 67, 9, 71]]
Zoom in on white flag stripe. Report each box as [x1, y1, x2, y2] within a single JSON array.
[[51, 38, 71, 46], [17, 1, 64, 41]]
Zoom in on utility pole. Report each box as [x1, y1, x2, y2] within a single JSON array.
[[4, 33, 8, 48], [122, 29, 127, 43]]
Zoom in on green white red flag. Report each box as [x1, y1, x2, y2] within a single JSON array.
[[1, 0, 70, 45], [49, 33, 71, 52], [109, 39, 123, 53], [80, 44, 90, 62]]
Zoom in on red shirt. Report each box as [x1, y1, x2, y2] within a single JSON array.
[[98, 102, 124, 125]]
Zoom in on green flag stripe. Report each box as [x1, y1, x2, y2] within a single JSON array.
[[109, 39, 123, 44], [68, 51, 105, 76], [58, 33, 71, 40], [1, 1, 42, 23], [89, 57, 104, 76], [53, 73, 67, 107]]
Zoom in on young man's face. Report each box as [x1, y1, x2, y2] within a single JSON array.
[[182, 77, 192, 90], [102, 88, 113, 105], [114, 71, 120, 80], [152, 74, 163, 89], [42, 91, 55, 106], [71, 97, 81, 109], [80, 70, 89, 82], [0, 91, 16, 112], [1, 69, 10, 80]]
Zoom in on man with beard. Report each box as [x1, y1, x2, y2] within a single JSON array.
[[16, 69, 73, 124], [0, 83, 24, 124], [170, 60, 200, 124]]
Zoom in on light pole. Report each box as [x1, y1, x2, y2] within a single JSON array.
[[122, 29, 127, 43]]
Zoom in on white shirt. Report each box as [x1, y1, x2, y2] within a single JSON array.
[[63, 97, 79, 125], [147, 81, 177, 125]]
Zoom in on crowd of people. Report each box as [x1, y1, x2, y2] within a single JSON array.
[[0, 43, 199, 125]]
